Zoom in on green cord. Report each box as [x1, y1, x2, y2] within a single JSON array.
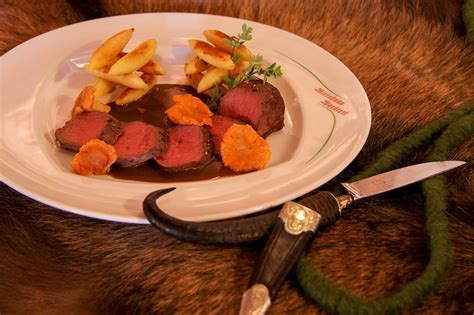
[[463, 0, 474, 45], [350, 102, 474, 182], [296, 102, 474, 314]]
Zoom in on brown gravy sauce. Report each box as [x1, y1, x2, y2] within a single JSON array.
[[108, 84, 237, 183]]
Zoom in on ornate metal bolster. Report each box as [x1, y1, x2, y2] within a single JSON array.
[[278, 202, 321, 235], [336, 194, 354, 211]]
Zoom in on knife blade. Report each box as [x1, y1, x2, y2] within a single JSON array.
[[239, 160, 466, 315]]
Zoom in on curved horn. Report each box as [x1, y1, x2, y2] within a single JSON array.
[[143, 188, 279, 244]]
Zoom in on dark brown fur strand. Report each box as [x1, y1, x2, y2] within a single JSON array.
[[0, 0, 84, 55], [1, 1, 473, 314]]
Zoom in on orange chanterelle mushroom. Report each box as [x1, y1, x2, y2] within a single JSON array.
[[220, 124, 271, 172], [165, 94, 214, 126], [71, 139, 117, 176]]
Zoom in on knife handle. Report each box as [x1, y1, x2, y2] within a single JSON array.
[[240, 191, 341, 314]]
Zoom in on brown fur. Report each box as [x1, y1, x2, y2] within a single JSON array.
[[0, 0, 84, 55], [1, 1, 473, 314]]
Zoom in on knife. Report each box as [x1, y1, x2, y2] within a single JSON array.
[[238, 160, 466, 315]]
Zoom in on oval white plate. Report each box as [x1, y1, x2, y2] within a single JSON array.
[[0, 13, 371, 223]]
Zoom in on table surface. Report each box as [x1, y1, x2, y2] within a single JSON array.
[[1, 1, 473, 314]]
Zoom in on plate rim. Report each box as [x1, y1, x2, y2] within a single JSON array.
[[0, 12, 371, 223]]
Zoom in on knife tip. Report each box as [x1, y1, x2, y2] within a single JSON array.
[[440, 160, 467, 169]]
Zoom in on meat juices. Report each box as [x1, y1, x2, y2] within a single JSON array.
[[113, 121, 169, 167], [55, 112, 123, 151], [155, 125, 212, 171], [218, 81, 285, 137]]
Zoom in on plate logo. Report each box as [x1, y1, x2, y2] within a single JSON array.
[[314, 87, 349, 116]]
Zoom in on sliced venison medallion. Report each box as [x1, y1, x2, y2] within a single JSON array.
[[218, 81, 285, 137], [155, 125, 212, 172], [206, 115, 243, 156], [114, 121, 169, 167], [55, 112, 123, 152]]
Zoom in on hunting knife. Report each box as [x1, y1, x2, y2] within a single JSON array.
[[239, 160, 466, 315]]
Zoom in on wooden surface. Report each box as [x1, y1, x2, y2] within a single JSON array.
[[1, 1, 473, 314]]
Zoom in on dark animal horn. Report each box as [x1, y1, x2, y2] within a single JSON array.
[[143, 188, 279, 244]]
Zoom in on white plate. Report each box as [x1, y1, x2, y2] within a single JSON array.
[[0, 13, 371, 223]]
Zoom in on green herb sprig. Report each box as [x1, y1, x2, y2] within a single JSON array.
[[222, 24, 283, 87], [223, 54, 283, 90], [244, 54, 283, 83], [222, 24, 253, 63], [206, 84, 222, 111]]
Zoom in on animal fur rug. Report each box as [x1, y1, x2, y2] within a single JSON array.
[[1, 1, 473, 314]]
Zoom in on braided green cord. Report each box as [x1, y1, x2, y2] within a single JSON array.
[[350, 102, 474, 182], [296, 103, 474, 314], [463, 0, 474, 45]]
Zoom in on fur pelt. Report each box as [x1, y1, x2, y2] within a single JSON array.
[[1, 1, 473, 314]]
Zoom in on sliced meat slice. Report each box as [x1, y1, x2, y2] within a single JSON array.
[[55, 112, 123, 152], [217, 80, 285, 137], [155, 125, 212, 172], [114, 121, 169, 167], [206, 115, 242, 156]]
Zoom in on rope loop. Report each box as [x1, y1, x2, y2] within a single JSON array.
[[296, 102, 474, 314]]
